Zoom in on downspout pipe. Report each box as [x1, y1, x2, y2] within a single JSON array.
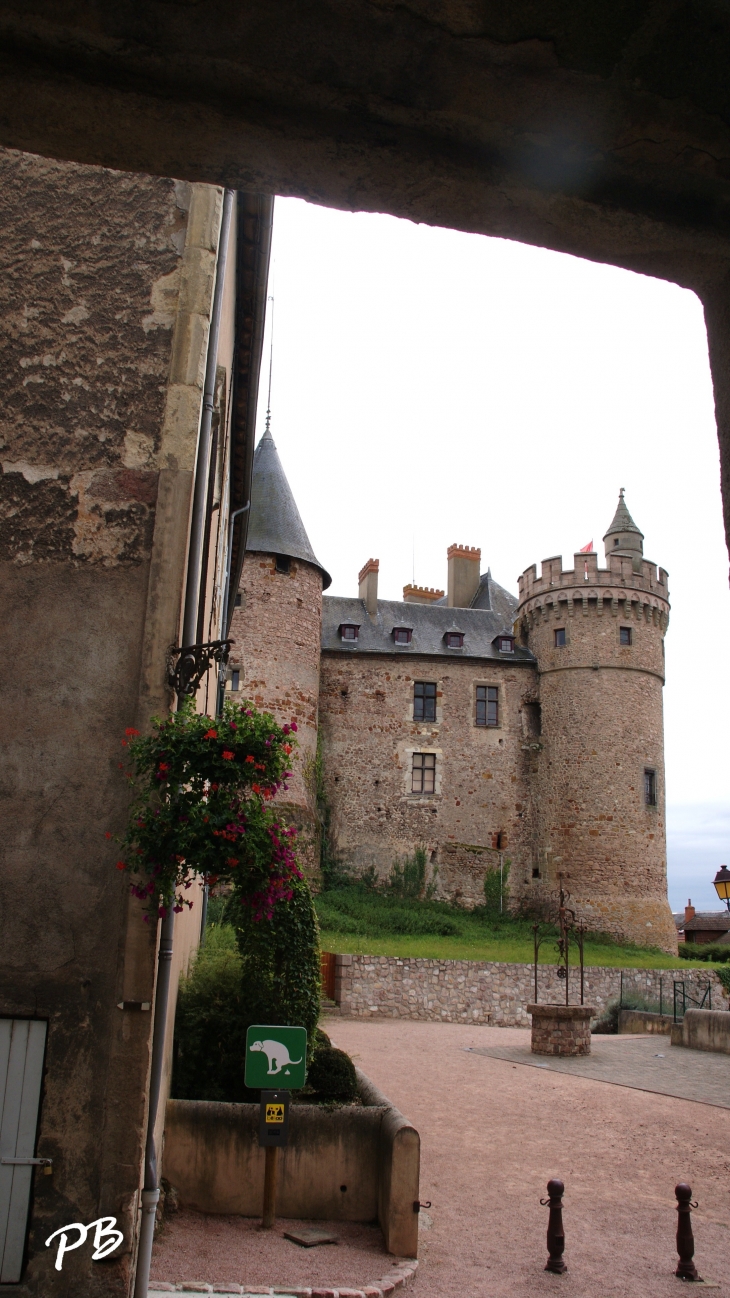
[[215, 499, 250, 719], [133, 188, 234, 1298], [180, 187, 235, 660]]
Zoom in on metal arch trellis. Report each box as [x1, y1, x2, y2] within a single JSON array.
[[532, 873, 586, 1006]]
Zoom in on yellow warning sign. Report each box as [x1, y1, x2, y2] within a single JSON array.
[[265, 1103, 285, 1124]]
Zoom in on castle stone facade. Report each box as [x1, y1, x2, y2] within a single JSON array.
[[229, 436, 676, 953]]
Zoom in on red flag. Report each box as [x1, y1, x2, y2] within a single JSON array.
[[579, 540, 593, 553]]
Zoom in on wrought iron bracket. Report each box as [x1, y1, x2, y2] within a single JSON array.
[[168, 639, 234, 698]]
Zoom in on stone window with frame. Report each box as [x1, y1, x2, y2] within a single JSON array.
[[230, 669, 240, 691], [412, 752, 436, 795], [414, 681, 437, 722], [644, 768, 657, 806], [620, 625, 632, 645], [476, 685, 499, 728], [554, 627, 566, 647]]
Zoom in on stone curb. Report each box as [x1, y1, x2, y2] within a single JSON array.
[[149, 1257, 418, 1297]]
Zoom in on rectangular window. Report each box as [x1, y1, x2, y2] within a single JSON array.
[[234, 592, 242, 608], [414, 681, 437, 722], [231, 670, 240, 691], [620, 626, 632, 646], [476, 685, 499, 727], [554, 628, 566, 647], [644, 768, 657, 806], [412, 752, 436, 795]]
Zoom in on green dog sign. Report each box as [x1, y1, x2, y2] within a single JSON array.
[[244, 1025, 308, 1090]]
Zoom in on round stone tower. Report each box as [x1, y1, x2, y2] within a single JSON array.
[[228, 425, 330, 878], [514, 492, 676, 952]]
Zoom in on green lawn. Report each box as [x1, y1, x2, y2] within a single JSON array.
[[318, 929, 709, 968], [315, 887, 711, 969]]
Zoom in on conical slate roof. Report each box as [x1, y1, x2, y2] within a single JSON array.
[[603, 488, 644, 542], [246, 427, 331, 588]]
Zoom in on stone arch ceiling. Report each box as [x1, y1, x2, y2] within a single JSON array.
[[2, 1, 730, 546]]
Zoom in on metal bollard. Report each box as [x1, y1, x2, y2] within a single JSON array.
[[675, 1183, 701, 1281], [541, 1178, 567, 1274]]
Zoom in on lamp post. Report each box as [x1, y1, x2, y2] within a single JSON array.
[[713, 865, 730, 912]]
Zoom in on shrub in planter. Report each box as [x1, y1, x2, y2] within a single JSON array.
[[306, 1046, 358, 1102]]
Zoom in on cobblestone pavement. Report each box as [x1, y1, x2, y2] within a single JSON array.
[[467, 1034, 730, 1108], [328, 1019, 730, 1298]]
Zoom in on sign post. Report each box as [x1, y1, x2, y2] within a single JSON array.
[[245, 1026, 308, 1230]]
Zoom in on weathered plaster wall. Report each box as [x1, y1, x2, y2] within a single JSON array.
[[318, 652, 538, 904], [516, 556, 675, 952], [229, 552, 323, 875], [0, 150, 221, 1296]]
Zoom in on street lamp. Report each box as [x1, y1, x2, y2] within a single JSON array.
[[713, 864, 730, 911]]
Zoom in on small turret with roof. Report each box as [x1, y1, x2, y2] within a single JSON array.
[[603, 488, 644, 566], [246, 424, 331, 588], [228, 424, 331, 879]]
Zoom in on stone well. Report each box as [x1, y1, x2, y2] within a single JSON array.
[[528, 1004, 595, 1057]]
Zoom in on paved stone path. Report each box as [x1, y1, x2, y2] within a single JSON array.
[[468, 1033, 730, 1109]]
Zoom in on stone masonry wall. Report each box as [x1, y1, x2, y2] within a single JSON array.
[[334, 953, 722, 1026], [229, 551, 323, 875], [319, 652, 539, 905], [516, 555, 675, 953]]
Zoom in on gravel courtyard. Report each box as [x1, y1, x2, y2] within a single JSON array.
[[151, 1019, 730, 1297]]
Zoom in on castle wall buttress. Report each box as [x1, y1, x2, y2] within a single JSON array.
[[228, 550, 323, 879], [516, 552, 676, 953]]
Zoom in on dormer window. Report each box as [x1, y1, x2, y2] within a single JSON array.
[[498, 636, 515, 654], [339, 623, 360, 642], [393, 627, 413, 646], [445, 631, 464, 649]]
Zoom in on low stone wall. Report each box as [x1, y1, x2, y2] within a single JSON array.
[[162, 1070, 419, 1257], [618, 1009, 674, 1035], [334, 954, 722, 1025]]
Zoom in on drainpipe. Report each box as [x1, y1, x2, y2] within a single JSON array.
[[215, 499, 250, 718], [133, 187, 234, 1298]]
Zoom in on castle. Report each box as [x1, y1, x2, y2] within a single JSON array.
[[230, 427, 675, 953]]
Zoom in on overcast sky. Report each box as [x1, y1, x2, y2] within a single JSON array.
[[256, 196, 730, 912]]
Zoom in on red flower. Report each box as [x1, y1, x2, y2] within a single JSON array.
[[125, 727, 140, 737], [227, 857, 239, 867], [245, 755, 255, 764], [116, 861, 127, 871], [283, 744, 292, 755], [105, 831, 112, 839], [251, 783, 261, 794], [158, 762, 169, 773], [222, 750, 234, 760], [255, 763, 266, 771], [204, 729, 218, 740]]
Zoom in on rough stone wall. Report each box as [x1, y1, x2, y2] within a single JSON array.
[[318, 652, 538, 904], [229, 552, 323, 876], [0, 150, 220, 1297], [334, 954, 722, 1026], [516, 562, 676, 953]]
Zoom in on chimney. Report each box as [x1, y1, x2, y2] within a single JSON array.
[[358, 558, 379, 615], [447, 544, 481, 608], [403, 584, 445, 605], [685, 900, 695, 924]]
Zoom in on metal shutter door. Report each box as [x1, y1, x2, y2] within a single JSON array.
[[0, 1019, 47, 1283]]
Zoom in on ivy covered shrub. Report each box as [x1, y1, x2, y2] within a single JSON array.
[[114, 698, 300, 918], [172, 879, 322, 1103], [679, 941, 730, 963]]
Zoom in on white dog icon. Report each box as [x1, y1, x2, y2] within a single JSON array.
[[249, 1038, 303, 1075]]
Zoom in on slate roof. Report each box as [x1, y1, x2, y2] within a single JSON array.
[[431, 569, 519, 622], [321, 595, 536, 661], [603, 489, 644, 541], [684, 912, 730, 932], [246, 427, 331, 588]]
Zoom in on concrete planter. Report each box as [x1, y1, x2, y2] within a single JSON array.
[[528, 1004, 595, 1056], [162, 1069, 420, 1257], [673, 1009, 730, 1055]]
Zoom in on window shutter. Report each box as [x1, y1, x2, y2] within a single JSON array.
[[0, 1019, 47, 1283]]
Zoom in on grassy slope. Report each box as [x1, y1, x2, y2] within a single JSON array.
[[315, 890, 709, 969]]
